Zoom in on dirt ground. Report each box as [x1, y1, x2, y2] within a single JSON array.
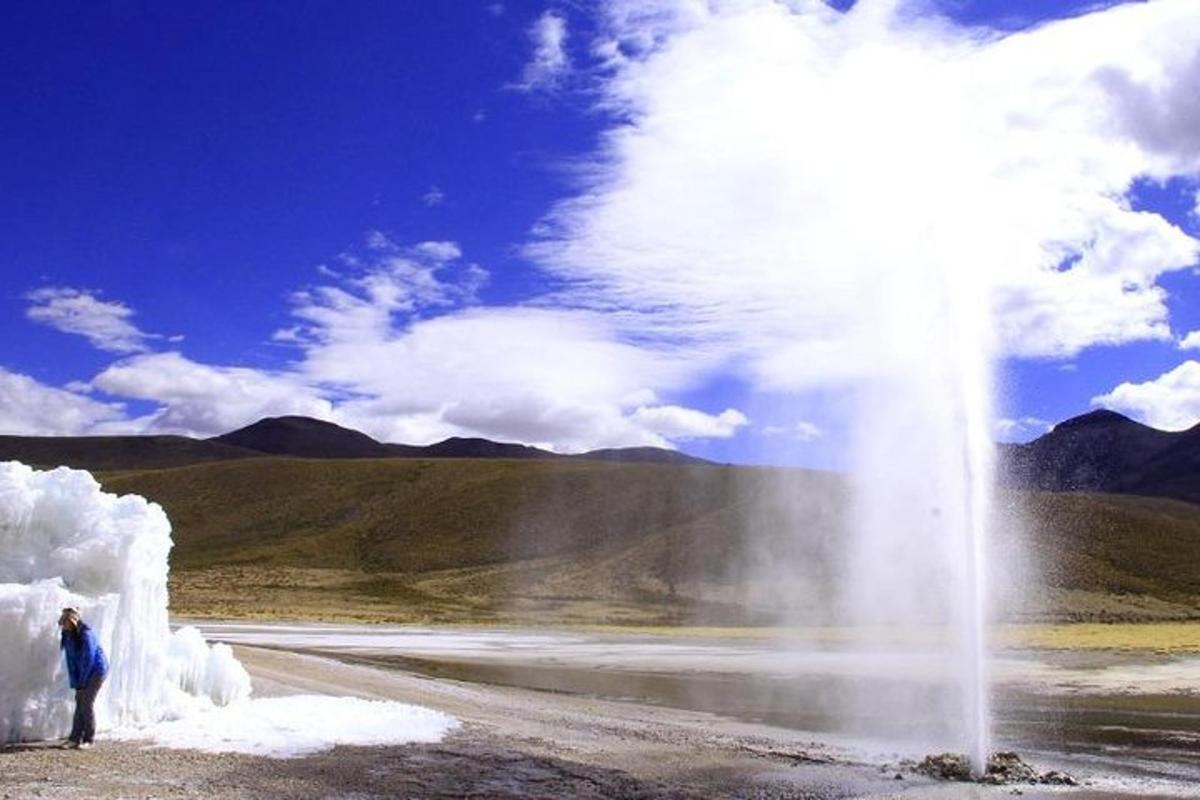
[[0, 646, 1175, 799]]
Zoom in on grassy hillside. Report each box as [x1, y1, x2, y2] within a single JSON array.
[[97, 458, 1200, 625], [1011, 491, 1200, 620]]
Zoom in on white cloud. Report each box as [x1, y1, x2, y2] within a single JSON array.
[[762, 421, 823, 442], [91, 352, 334, 438], [1092, 360, 1200, 431], [421, 185, 445, 207], [272, 234, 734, 450], [629, 405, 747, 440], [511, 11, 570, 92], [995, 209, 1193, 357], [21, 235, 738, 451], [412, 240, 462, 262], [1179, 330, 1200, 350], [22, 1, 1200, 452], [525, 0, 1200, 392], [294, 303, 704, 450], [26, 287, 158, 354], [283, 235, 485, 347], [994, 416, 1052, 442], [1096, 46, 1200, 175], [0, 367, 125, 436]]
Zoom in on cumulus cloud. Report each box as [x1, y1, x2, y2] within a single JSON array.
[[526, 0, 1200, 390], [1092, 360, 1200, 431], [629, 405, 747, 440], [293, 303, 701, 450], [90, 352, 335, 438], [995, 209, 1193, 357], [0, 367, 125, 436], [26, 287, 158, 354], [1179, 330, 1200, 350], [511, 11, 570, 91], [1096, 46, 1200, 175], [12, 234, 741, 451], [265, 233, 734, 450]]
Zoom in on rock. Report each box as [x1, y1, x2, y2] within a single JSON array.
[[913, 752, 974, 781], [1038, 770, 1078, 786], [910, 751, 1076, 787], [983, 751, 1038, 785]]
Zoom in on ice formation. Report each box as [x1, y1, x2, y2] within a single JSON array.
[[0, 461, 250, 743]]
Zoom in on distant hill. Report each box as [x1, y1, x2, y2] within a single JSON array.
[[419, 436, 558, 460], [214, 417, 702, 464], [8, 409, 1200, 501], [1002, 409, 1200, 504], [212, 415, 410, 459], [0, 415, 708, 471], [0, 434, 262, 472]]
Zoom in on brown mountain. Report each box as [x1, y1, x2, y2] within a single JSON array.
[[1002, 409, 1200, 504], [212, 415, 412, 459], [0, 434, 262, 472], [418, 436, 559, 460]]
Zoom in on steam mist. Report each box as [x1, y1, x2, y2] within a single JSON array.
[[527, 0, 1200, 770]]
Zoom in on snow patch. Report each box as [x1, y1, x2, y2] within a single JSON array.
[[117, 695, 459, 757]]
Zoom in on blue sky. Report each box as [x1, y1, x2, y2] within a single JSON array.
[[3, 0, 1200, 467]]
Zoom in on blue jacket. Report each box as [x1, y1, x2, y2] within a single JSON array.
[[61, 624, 109, 690]]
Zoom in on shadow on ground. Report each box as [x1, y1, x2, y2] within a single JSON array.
[[1, 739, 835, 800]]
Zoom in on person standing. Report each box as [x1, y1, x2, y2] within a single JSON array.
[[58, 607, 109, 749]]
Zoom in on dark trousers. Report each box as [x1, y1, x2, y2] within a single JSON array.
[[69, 673, 104, 744]]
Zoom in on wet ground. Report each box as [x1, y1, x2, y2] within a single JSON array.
[[197, 622, 1200, 797], [7, 624, 1195, 799]]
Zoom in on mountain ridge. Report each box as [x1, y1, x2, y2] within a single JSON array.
[[0, 414, 714, 471], [5, 410, 1200, 506]]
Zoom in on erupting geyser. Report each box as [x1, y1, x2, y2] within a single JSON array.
[[843, 259, 996, 772], [0, 461, 250, 743]]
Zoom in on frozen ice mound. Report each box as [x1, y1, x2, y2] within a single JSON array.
[[0, 461, 250, 743]]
